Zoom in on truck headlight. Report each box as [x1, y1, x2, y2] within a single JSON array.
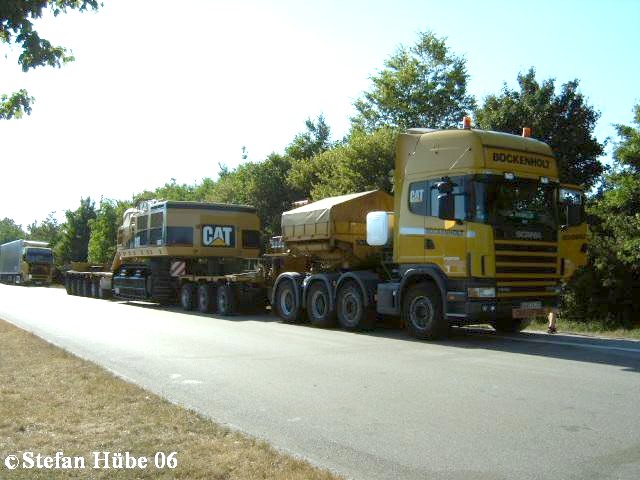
[[468, 287, 496, 298]]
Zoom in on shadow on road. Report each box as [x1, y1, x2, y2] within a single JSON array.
[[119, 300, 640, 373]]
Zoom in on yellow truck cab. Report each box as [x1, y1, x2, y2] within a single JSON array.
[[384, 122, 580, 336]]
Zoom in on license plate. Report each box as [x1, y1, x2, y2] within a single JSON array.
[[520, 301, 542, 310], [512, 308, 544, 318]]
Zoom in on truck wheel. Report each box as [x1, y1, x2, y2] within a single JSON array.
[[91, 279, 100, 298], [274, 279, 303, 323], [337, 281, 374, 331], [492, 317, 532, 333], [217, 284, 236, 315], [403, 282, 447, 340], [307, 282, 337, 328], [197, 284, 216, 313], [180, 283, 195, 311]]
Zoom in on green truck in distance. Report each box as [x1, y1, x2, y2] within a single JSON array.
[[0, 239, 54, 286]]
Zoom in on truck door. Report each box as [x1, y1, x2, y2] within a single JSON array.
[[426, 176, 468, 276], [403, 179, 428, 264], [558, 186, 588, 280]]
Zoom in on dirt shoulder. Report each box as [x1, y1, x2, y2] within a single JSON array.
[[0, 319, 340, 479]]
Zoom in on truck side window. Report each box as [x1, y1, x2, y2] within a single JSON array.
[[408, 181, 427, 215], [428, 176, 466, 220]]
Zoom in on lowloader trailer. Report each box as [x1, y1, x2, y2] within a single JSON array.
[[270, 119, 588, 339], [65, 200, 267, 314], [0, 239, 54, 285]]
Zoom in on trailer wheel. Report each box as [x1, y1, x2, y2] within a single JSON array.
[[337, 280, 374, 331], [217, 284, 236, 315], [275, 279, 303, 323], [492, 317, 532, 333], [307, 281, 337, 328], [180, 283, 195, 311], [403, 282, 447, 340], [197, 284, 216, 313], [91, 279, 100, 298]]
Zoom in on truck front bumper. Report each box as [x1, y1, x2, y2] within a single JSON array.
[[449, 296, 559, 325]]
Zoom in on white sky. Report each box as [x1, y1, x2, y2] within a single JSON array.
[[1, 0, 639, 227]]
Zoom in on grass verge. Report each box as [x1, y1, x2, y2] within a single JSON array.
[[0, 319, 340, 479], [526, 317, 640, 340]]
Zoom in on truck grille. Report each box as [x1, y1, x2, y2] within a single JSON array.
[[494, 241, 559, 300]]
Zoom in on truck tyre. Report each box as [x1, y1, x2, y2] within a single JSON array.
[[492, 317, 532, 333], [217, 284, 236, 315], [337, 280, 374, 331], [307, 281, 337, 328], [180, 283, 195, 311], [403, 282, 447, 340], [274, 279, 303, 323], [91, 279, 100, 298], [65, 276, 72, 295], [197, 283, 216, 313]]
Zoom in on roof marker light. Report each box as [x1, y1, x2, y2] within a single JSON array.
[[462, 116, 472, 129], [522, 127, 532, 137]]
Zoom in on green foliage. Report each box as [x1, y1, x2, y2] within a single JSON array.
[[88, 198, 129, 264], [475, 68, 604, 189], [1, 0, 100, 118], [0, 218, 26, 244], [613, 104, 640, 171], [285, 115, 333, 160], [0, 90, 34, 119], [55, 197, 96, 264], [352, 31, 475, 131], [289, 127, 398, 200], [27, 212, 61, 245], [562, 105, 640, 326], [208, 154, 299, 236]]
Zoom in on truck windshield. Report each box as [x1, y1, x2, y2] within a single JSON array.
[[474, 177, 557, 229], [25, 248, 53, 263]]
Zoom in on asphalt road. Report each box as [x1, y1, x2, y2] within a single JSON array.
[[1, 284, 639, 480]]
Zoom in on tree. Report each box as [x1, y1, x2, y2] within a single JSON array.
[[562, 105, 640, 326], [208, 154, 298, 236], [1, 0, 100, 119], [285, 115, 333, 160], [0, 218, 26, 244], [475, 68, 604, 189], [55, 197, 96, 264], [352, 31, 475, 131], [289, 127, 399, 201], [613, 104, 640, 171], [27, 212, 61, 245], [88, 198, 128, 264]]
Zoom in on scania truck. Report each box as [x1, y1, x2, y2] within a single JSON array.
[[0, 239, 54, 285], [270, 119, 588, 339]]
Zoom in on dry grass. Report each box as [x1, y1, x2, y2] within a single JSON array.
[[0, 320, 341, 479], [526, 317, 640, 340]]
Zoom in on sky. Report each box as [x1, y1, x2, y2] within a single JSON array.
[[1, 0, 639, 227]]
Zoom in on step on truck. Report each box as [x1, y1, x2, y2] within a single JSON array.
[[270, 119, 588, 339], [65, 200, 267, 314], [0, 239, 54, 286]]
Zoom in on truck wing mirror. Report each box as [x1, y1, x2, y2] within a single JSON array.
[[437, 193, 456, 221]]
